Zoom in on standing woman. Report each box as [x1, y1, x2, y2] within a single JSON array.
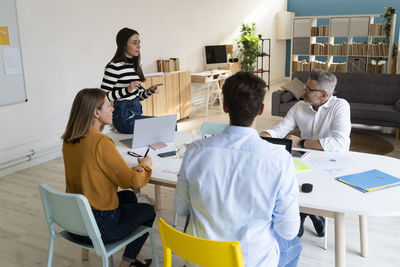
[[62, 88, 155, 267], [101, 27, 162, 134]]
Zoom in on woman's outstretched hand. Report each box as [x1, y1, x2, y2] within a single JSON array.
[[149, 83, 163, 94]]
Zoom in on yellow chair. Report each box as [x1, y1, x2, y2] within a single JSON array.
[[158, 218, 244, 267]]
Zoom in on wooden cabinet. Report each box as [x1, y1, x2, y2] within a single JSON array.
[[141, 70, 191, 120]]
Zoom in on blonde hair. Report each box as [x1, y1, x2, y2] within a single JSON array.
[[62, 88, 106, 143]]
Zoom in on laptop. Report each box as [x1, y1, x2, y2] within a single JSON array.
[[120, 114, 177, 149], [261, 136, 308, 158]]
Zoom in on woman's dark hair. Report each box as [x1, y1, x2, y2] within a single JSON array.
[[109, 27, 145, 81], [222, 71, 266, 127]]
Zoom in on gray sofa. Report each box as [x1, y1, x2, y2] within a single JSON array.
[[272, 72, 400, 135]]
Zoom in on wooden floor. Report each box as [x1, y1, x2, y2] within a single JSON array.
[[1, 80, 400, 267]]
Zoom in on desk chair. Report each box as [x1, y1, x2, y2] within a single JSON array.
[[39, 183, 159, 267], [158, 218, 244, 267], [210, 72, 231, 110]]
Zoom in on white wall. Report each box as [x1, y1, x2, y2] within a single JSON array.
[[0, 0, 287, 176]]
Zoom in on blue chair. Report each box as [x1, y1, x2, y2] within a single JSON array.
[[39, 183, 159, 267], [200, 121, 228, 136]]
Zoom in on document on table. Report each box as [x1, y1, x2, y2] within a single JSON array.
[[336, 169, 400, 193], [308, 155, 361, 176], [153, 161, 181, 180]]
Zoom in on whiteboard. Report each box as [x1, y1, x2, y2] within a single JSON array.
[[0, 0, 27, 107]]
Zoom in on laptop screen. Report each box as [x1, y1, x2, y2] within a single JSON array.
[[132, 114, 177, 148], [261, 136, 293, 153]]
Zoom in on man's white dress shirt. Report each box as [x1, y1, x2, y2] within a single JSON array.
[[267, 96, 351, 152], [174, 126, 300, 266]]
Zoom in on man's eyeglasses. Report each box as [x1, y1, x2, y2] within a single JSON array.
[[305, 86, 325, 93]]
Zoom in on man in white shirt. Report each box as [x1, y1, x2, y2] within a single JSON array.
[[260, 69, 351, 237], [175, 72, 301, 266]]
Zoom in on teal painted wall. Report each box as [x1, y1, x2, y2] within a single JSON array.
[[285, 0, 400, 76]]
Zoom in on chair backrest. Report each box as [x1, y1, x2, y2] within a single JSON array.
[[158, 218, 244, 267], [39, 183, 106, 255], [200, 121, 228, 136]]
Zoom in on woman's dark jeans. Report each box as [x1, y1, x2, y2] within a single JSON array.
[[113, 98, 153, 134], [70, 190, 156, 262]]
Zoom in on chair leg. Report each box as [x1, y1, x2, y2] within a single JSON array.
[[359, 215, 369, 257], [164, 248, 172, 267], [323, 217, 328, 250], [218, 91, 223, 111], [148, 229, 160, 267], [109, 255, 114, 267], [81, 248, 89, 261], [47, 236, 55, 267], [102, 254, 109, 267], [173, 210, 178, 227], [396, 128, 399, 143]]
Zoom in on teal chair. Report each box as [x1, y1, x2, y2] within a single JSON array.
[[39, 183, 159, 267], [200, 121, 228, 136]]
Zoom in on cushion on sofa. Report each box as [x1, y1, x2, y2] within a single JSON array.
[[395, 99, 400, 111], [281, 77, 305, 100], [281, 91, 295, 103]]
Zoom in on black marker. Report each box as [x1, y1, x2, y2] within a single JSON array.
[[144, 147, 150, 157]]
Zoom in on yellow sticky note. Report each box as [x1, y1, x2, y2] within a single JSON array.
[[293, 159, 312, 172], [0, 27, 10, 45]]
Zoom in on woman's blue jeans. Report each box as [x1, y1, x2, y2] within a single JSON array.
[[70, 191, 156, 262], [113, 98, 153, 134]]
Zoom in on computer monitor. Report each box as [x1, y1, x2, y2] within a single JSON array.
[[204, 45, 228, 69]]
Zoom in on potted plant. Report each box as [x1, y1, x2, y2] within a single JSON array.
[[381, 6, 395, 40], [236, 23, 260, 71], [392, 42, 398, 74]]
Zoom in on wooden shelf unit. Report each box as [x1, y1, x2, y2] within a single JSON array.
[[290, 14, 396, 75]]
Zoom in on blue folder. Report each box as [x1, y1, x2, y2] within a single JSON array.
[[336, 169, 400, 193]]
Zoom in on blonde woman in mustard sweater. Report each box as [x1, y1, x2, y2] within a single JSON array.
[[62, 88, 154, 267]]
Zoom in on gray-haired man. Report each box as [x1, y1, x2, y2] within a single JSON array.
[[261, 69, 351, 237]]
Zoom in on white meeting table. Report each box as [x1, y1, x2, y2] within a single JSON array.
[[109, 131, 400, 267]]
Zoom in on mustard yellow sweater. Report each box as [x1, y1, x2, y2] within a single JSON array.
[[63, 127, 152, 210]]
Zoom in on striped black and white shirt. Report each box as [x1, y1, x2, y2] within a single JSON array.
[[101, 61, 154, 102]]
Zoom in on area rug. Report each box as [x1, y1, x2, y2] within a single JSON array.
[[349, 131, 394, 155], [289, 130, 394, 155]]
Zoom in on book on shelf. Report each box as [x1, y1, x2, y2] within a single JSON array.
[[336, 169, 400, 193], [329, 62, 347, 73], [311, 25, 330, 36], [292, 60, 310, 72], [310, 60, 327, 71], [369, 24, 384, 36], [368, 59, 386, 74], [156, 58, 180, 72], [368, 43, 388, 57]]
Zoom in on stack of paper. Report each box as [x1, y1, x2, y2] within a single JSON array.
[[336, 169, 400, 193]]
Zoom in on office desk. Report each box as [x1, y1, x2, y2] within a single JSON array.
[[110, 132, 400, 267], [296, 150, 400, 267], [191, 70, 232, 116]]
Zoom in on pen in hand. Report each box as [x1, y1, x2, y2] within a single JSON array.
[[144, 147, 150, 157]]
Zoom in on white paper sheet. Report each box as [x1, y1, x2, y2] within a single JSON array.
[[3, 47, 22, 75], [152, 161, 181, 181]]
